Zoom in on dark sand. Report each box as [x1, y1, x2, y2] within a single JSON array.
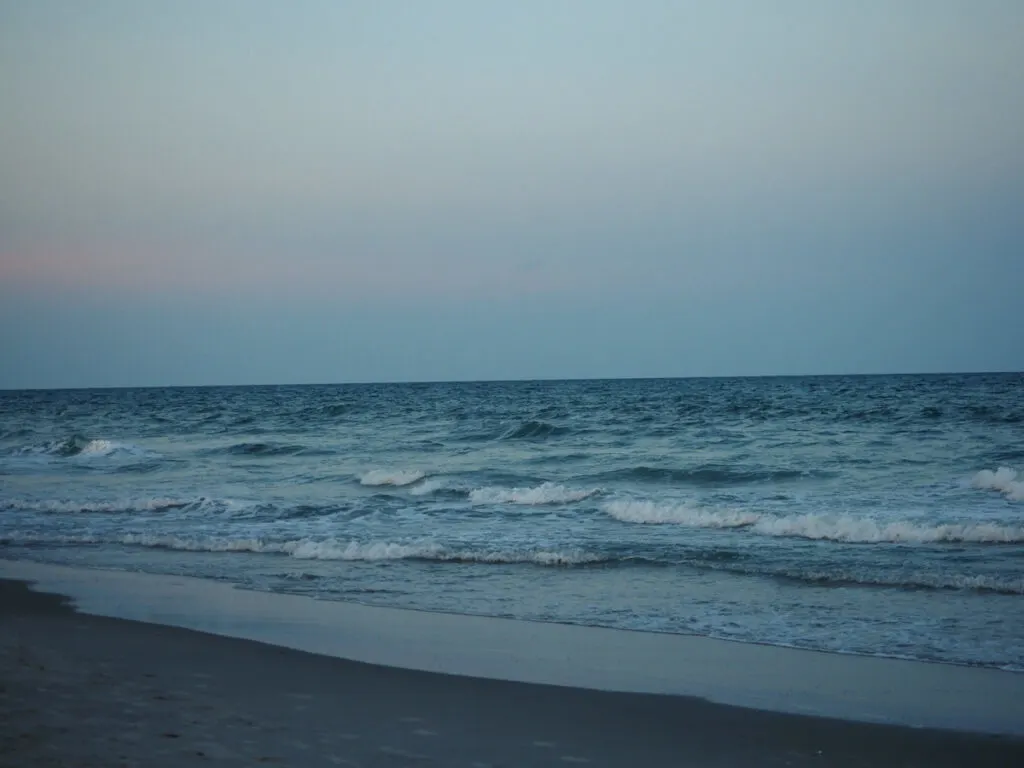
[[2, 579, 1021, 767]]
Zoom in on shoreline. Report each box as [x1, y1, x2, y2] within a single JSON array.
[[3, 558, 1024, 738], [10, 553, 1021, 677], [3, 576, 1023, 767]]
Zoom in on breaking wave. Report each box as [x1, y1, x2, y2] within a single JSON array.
[[359, 469, 427, 487], [53, 533, 606, 566], [603, 500, 758, 527], [0, 498, 193, 514], [602, 500, 1024, 543], [0, 496, 292, 519], [12, 436, 155, 459], [972, 467, 1024, 502], [409, 478, 447, 496], [5, 529, 1022, 594], [469, 483, 599, 505], [752, 515, 1024, 543]]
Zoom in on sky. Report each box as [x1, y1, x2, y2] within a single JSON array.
[[1, 0, 1022, 388]]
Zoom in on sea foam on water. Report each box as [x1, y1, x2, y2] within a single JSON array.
[[972, 467, 1024, 502]]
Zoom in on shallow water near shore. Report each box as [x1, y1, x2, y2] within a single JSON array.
[[2, 374, 1023, 669]]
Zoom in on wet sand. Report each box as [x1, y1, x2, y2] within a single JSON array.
[[2, 577, 1023, 767]]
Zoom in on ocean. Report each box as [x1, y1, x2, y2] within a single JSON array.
[[1, 374, 1022, 670]]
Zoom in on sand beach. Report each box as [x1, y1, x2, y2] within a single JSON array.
[[2, 560, 1022, 767]]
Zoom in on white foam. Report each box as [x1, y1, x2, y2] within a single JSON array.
[[456, 548, 604, 565], [602, 500, 759, 527], [942, 573, 1024, 595], [751, 515, 1024, 544], [282, 539, 442, 561], [409, 479, 445, 496], [0, 497, 261, 519], [13, 437, 154, 459], [602, 500, 1024, 543], [78, 439, 121, 457], [359, 469, 426, 487], [510, 549, 604, 566], [76, 439, 153, 458], [287, 541, 604, 566], [972, 467, 1024, 502], [118, 533, 272, 552], [469, 483, 598, 505], [1, 498, 190, 514], [49, 532, 603, 566]]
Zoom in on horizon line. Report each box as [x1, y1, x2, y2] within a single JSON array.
[[1, 369, 1020, 393]]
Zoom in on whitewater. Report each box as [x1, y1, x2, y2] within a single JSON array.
[[1, 374, 1022, 669]]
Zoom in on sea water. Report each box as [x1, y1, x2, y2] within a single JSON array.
[[1, 374, 1022, 669]]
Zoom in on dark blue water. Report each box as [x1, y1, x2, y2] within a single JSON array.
[[2, 374, 1023, 668]]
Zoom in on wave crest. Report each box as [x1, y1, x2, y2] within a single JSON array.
[[0, 496, 290, 519], [79, 439, 149, 458], [603, 500, 759, 527], [409, 479, 446, 496], [602, 500, 1024, 543], [359, 469, 426, 487], [99, 534, 604, 566], [972, 467, 1024, 502], [752, 514, 1024, 544], [469, 483, 598, 505], [1, 498, 191, 514], [5, 529, 1022, 592], [13, 436, 154, 459]]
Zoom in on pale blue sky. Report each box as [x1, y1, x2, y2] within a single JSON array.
[[1, 1, 1022, 387]]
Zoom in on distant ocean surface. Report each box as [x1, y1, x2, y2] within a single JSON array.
[[2, 375, 1023, 669]]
